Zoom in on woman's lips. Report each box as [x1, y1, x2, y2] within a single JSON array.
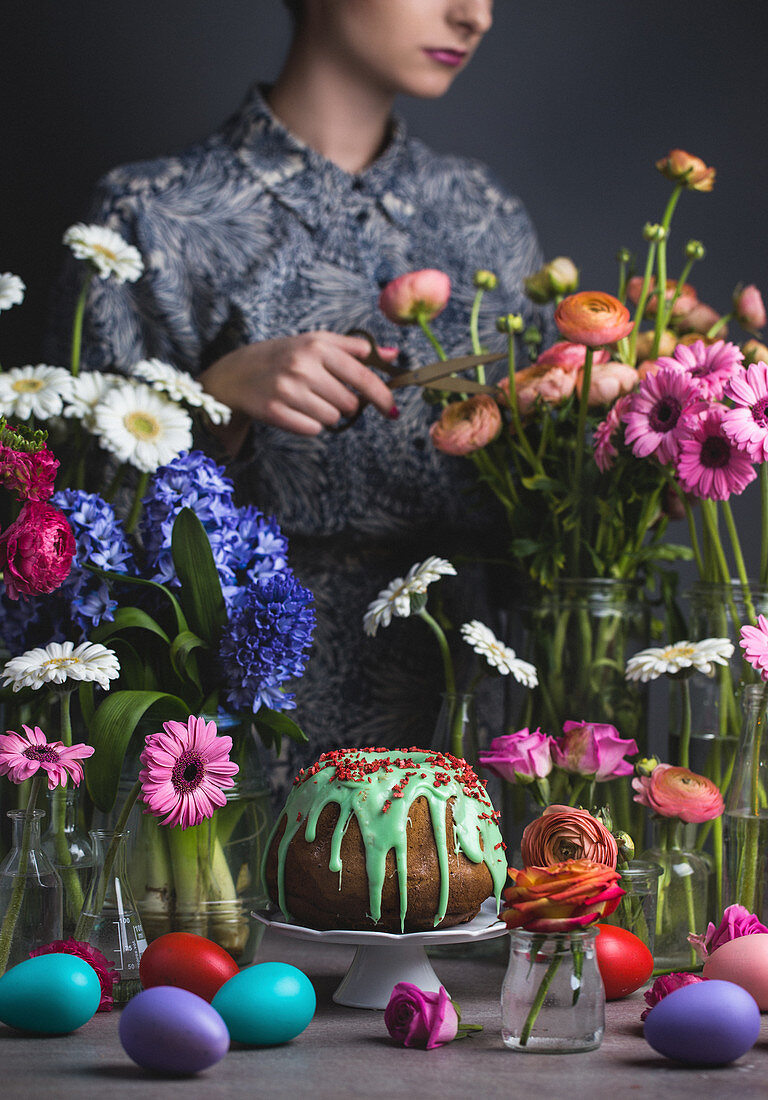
[[423, 48, 467, 68]]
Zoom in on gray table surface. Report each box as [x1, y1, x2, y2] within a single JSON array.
[[3, 928, 767, 1099]]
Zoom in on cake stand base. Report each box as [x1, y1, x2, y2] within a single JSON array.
[[254, 899, 507, 1009]]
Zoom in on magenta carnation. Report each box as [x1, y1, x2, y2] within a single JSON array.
[[139, 715, 239, 829], [551, 720, 637, 781], [621, 366, 704, 465], [0, 499, 76, 600], [722, 360, 768, 462], [641, 972, 706, 1021], [656, 339, 743, 401], [29, 939, 118, 1011], [0, 725, 94, 789]]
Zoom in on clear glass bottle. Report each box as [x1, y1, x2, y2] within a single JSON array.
[[642, 821, 709, 971], [723, 683, 768, 924], [0, 809, 62, 974], [501, 928, 604, 1052], [41, 787, 95, 938], [77, 829, 147, 1004], [602, 859, 662, 954]]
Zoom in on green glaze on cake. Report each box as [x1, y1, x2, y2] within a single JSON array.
[[268, 747, 508, 931]]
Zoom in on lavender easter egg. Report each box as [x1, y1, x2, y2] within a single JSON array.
[[644, 979, 760, 1065], [119, 986, 229, 1074], [703, 933, 768, 1008]]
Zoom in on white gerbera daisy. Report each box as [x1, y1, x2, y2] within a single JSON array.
[[63, 222, 144, 284], [625, 637, 733, 682], [0, 273, 25, 311], [363, 556, 456, 636], [2, 641, 120, 693], [460, 620, 539, 686], [92, 382, 193, 473], [61, 371, 124, 424], [131, 358, 231, 425], [0, 364, 73, 420]]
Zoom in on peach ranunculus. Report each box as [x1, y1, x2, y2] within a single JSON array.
[[632, 763, 724, 823], [675, 301, 724, 337], [521, 805, 618, 869], [535, 341, 610, 374], [742, 339, 768, 367], [499, 364, 577, 417], [502, 859, 624, 932], [378, 269, 451, 325], [633, 329, 679, 362], [554, 291, 634, 348], [734, 284, 767, 333], [626, 276, 699, 319], [655, 149, 716, 192], [576, 360, 638, 406], [429, 394, 502, 455]]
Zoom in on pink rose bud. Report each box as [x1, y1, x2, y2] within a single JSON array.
[[551, 720, 638, 781], [641, 973, 705, 1021], [0, 499, 76, 600], [555, 291, 634, 348], [576, 360, 638, 406], [631, 763, 724, 823], [384, 983, 459, 1049], [478, 727, 553, 784], [378, 269, 451, 325], [734, 284, 767, 332], [655, 149, 716, 192], [429, 394, 502, 455]]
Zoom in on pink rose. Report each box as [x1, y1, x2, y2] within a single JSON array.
[[631, 763, 724, 823], [478, 727, 553, 784], [378, 269, 451, 325], [640, 972, 705, 1021], [688, 904, 768, 962], [521, 805, 618, 868], [551, 720, 638, 781], [384, 983, 459, 1049], [0, 500, 76, 600], [734, 284, 767, 332], [535, 341, 610, 374], [554, 291, 634, 348], [576, 360, 638, 406], [429, 394, 502, 455]]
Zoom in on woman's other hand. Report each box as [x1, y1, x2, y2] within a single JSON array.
[[199, 331, 398, 454]]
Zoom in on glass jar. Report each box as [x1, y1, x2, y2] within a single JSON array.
[[41, 787, 95, 938], [603, 860, 662, 954], [642, 821, 709, 971], [501, 927, 604, 1052], [431, 691, 480, 764], [722, 683, 768, 923], [0, 809, 62, 974]]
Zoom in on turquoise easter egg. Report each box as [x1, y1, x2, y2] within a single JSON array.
[[211, 962, 315, 1045], [0, 953, 101, 1033]]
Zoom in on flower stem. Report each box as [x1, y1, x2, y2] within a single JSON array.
[[678, 678, 692, 769], [417, 316, 447, 361], [570, 347, 594, 572], [627, 241, 658, 365], [519, 938, 563, 1046], [418, 608, 456, 698], [650, 185, 684, 358], [0, 776, 42, 974], [124, 471, 149, 535], [74, 779, 142, 942], [70, 271, 95, 378]]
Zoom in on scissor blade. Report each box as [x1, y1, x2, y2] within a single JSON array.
[[389, 350, 505, 390]]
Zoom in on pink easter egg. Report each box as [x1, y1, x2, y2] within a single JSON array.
[[703, 932, 768, 1008]]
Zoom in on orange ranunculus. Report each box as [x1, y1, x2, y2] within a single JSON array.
[[502, 859, 624, 933], [655, 149, 716, 192], [429, 394, 502, 455], [554, 291, 634, 348], [576, 360, 638, 406], [521, 806, 618, 869], [378, 269, 451, 325]]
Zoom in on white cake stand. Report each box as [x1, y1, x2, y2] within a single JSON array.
[[253, 899, 507, 1009]]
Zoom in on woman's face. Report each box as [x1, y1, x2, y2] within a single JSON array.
[[305, 0, 494, 99]]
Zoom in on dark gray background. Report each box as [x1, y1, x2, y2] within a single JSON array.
[[2, 1, 767, 572]]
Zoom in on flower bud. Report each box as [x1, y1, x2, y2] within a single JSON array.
[[523, 269, 552, 304], [685, 240, 706, 261], [378, 269, 451, 325], [496, 313, 524, 334], [656, 149, 716, 192], [742, 338, 768, 366], [545, 256, 579, 295], [594, 805, 613, 832], [616, 248, 632, 265], [643, 222, 666, 242], [635, 756, 660, 777], [734, 284, 767, 332], [614, 831, 635, 863], [473, 269, 498, 291]]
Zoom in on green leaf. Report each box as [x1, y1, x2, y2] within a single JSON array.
[[169, 630, 206, 692], [78, 682, 95, 728], [91, 605, 171, 647], [520, 474, 565, 493], [86, 690, 191, 812], [84, 564, 190, 636], [253, 707, 309, 754], [171, 508, 227, 645]]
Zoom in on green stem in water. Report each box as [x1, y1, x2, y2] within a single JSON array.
[[0, 776, 42, 974], [74, 779, 142, 942], [721, 498, 757, 625], [70, 270, 95, 378], [519, 937, 564, 1046]]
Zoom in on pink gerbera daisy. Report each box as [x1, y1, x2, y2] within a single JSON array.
[[594, 395, 631, 472], [0, 725, 94, 789], [622, 366, 703, 464], [676, 406, 757, 500], [139, 715, 239, 829], [722, 360, 768, 462], [739, 615, 768, 678], [656, 339, 743, 401], [29, 939, 118, 1011]]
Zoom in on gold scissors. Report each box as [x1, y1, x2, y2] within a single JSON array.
[[328, 328, 505, 432]]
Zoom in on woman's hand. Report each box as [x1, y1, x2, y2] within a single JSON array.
[[199, 331, 399, 454]]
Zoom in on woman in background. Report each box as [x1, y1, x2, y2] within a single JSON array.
[[50, 0, 552, 794]]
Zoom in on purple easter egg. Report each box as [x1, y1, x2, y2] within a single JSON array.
[[119, 986, 229, 1074], [644, 979, 760, 1065]]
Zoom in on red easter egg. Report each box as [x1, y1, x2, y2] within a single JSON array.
[[139, 932, 239, 1002], [595, 923, 654, 1000]]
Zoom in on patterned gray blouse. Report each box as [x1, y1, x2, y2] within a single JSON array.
[[50, 84, 552, 792]]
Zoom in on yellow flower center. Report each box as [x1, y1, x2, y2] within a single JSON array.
[[91, 244, 119, 263], [663, 643, 696, 662], [42, 656, 80, 671], [12, 378, 45, 393], [125, 410, 162, 441]]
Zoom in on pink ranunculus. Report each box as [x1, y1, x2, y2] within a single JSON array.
[[378, 269, 451, 325], [535, 341, 610, 374], [429, 394, 502, 455], [631, 763, 724, 823], [551, 720, 638, 781], [655, 149, 716, 192], [675, 301, 725, 337], [521, 805, 618, 869], [478, 727, 553, 784], [0, 442, 59, 502], [640, 972, 705, 1021], [626, 276, 698, 319], [688, 904, 768, 963], [734, 284, 767, 332], [0, 500, 75, 600], [384, 982, 459, 1049], [742, 339, 768, 367], [576, 360, 638, 406], [555, 291, 634, 348], [500, 363, 577, 417]]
